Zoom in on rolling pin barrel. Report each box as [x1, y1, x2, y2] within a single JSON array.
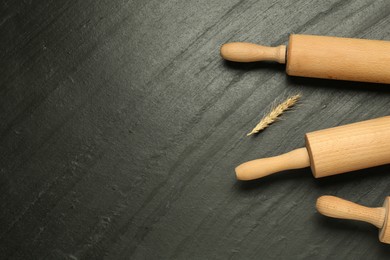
[[305, 116, 390, 178], [286, 35, 390, 84]]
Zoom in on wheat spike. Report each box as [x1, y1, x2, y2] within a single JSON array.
[[247, 94, 301, 136]]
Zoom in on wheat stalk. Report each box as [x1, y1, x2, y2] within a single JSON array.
[[247, 94, 301, 136]]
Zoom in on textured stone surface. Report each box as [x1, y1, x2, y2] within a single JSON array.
[[1, 0, 390, 259]]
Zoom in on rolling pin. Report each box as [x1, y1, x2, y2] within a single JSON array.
[[236, 116, 390, 181], [220, 34, 390, 84], [316, 195, 390, 244]]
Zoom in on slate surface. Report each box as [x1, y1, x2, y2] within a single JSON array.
[[1, 0, 390, 259]]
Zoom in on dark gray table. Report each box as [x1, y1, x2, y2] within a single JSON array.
[[2, 0, 390, 259]]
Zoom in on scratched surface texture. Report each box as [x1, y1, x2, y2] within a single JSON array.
[[1, 0, 390, 259]]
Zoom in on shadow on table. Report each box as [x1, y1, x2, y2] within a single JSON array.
[[313, 164, 390, 189], [222, 60, 285, 73], [314, 215, 390, 253], [233, 168, 310, 192], [233, 163, 390, 192], [287, 75, 390, 94], [222, 60, 390, 94]]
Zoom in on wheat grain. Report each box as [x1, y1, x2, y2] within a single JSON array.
[[247, 94, 301, 136]]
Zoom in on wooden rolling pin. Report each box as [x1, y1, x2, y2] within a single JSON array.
[[220, 34, 390, 84], [236, 116, 390, 180], [316, 195, 390, 244]]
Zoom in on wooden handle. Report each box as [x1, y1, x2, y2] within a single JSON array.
[[235, 148, 310, 180], [220, 42, 286, 63], [316, 196, 386, 228]]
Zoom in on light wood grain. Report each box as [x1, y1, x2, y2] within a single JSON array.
[[235, 148, 310, 180], [317, 196, 390, 244], [317, 195, 385, 228], [236, 116, 390, 180], [220, 42, 286, 63], [221, 34, 390, 84], [306, 116, 390, 178], [287, 34, 390, 84]]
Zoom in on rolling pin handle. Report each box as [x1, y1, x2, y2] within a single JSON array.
[[316, 196, 386, 229], [220, 42, 286, 63], [235, 147, 310, 180]]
